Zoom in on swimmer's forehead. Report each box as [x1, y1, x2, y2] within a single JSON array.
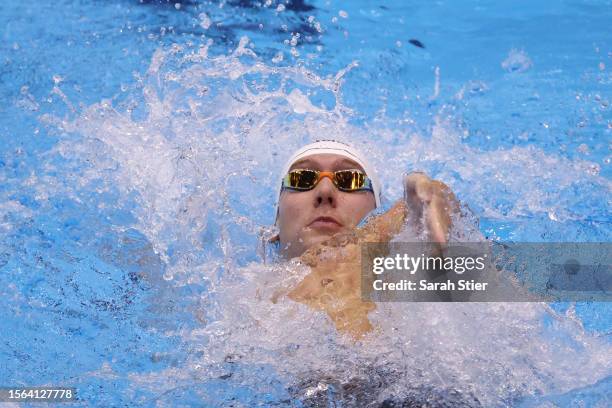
[[288, 154, 365, 172]]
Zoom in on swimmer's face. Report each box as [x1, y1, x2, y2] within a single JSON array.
[[277, 153, 377, 259]]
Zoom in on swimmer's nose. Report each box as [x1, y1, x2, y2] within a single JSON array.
[[313, 176, 338, 208]]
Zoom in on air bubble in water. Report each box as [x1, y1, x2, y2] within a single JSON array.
[[272, 51, 284, 63], [586, 164, 600, 175], [501, 49, 533, 73], [199, 13, 212, 30], [290, 33, 300, 47]]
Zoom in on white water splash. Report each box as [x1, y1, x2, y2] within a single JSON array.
[[39, 39, 611, 406], [502, 49, 533, 73]]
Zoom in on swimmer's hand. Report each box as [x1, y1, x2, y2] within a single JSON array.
[[403, 172, 459, 245]]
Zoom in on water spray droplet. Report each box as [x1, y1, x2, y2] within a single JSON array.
[[272, 51, 284, 64], [199, 13, 211, 30]]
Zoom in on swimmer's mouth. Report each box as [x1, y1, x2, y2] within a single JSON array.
[[308, 216, 343, 229]]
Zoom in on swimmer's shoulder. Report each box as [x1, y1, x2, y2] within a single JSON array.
[[357, 200, 407, 242]]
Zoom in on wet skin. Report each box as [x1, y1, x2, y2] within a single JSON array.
[[276, 154, 459, 338]]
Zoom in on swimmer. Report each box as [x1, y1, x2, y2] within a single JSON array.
[[271, 140, 460, 338]]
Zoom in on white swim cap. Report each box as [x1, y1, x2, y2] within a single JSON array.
[[274, 140, 381, 222]]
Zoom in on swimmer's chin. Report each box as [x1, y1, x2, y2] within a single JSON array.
[[281, 228, 352, 259], [279, 235, 328, 260], [302, 230, 342, 248]]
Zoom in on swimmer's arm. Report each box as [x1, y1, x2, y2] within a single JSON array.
[[358, 172, 459, 244]]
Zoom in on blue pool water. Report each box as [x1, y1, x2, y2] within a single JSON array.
[[1, 0, 610, 406]]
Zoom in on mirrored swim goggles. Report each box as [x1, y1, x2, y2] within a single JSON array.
[[281, 169, 374, 192]]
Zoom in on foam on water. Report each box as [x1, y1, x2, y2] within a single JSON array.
[[25, 38, 612, 406]]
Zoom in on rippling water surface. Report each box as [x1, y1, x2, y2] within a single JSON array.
[[1, 0, 610, 406]]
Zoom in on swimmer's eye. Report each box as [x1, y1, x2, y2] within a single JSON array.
[[282, 169, 373, 192], [334, 169, 371, 191]]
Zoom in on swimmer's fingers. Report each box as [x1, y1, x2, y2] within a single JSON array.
[[403, 173, 458, 244], [403, 172, 433, 205], [403, 172, 434, 231], [426, 184, 452, 244]]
